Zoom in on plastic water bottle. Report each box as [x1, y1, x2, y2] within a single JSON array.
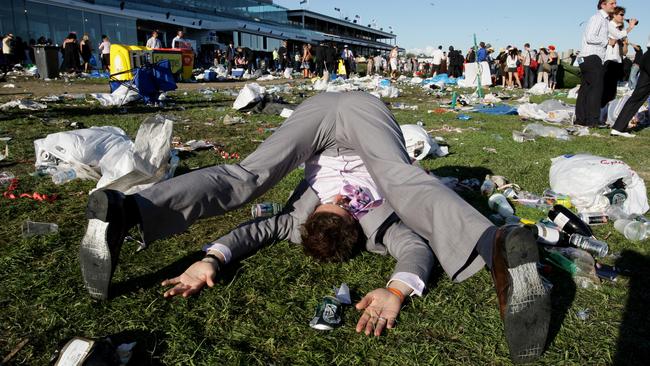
[[0, 171, 15, 186], [613, 219, 646, 242], [480, 177, 496, 196], [488, 193, 514, 217], [578, 212, 610, 225], [51, 168, 77, 185], [568, 233, 609, 257]]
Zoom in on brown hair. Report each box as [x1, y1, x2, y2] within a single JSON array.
[[300, 212, 362, 262], [598, 0, 612, 10]]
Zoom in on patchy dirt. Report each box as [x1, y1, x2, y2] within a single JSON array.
[[0, 76, 304, 100]]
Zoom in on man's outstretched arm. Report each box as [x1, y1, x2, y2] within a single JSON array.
[[356, 221, 435, 336], [161, 213, 299, 298]]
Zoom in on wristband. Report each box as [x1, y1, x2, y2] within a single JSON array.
[[386, 287, 405, 303], [202, 254, 222, 272]]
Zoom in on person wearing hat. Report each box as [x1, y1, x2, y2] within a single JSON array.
[[547, 45, 559, 91], [610, 35, 650, 137]]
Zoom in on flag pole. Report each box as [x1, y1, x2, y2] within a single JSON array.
[[473, 33, 483, 98]]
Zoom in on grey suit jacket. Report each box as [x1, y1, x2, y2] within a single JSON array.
[[213, 180, 434, 283]]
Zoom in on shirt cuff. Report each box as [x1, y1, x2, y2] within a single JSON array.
[[386, 272, 425, 297], [202, 243, 232, 264]]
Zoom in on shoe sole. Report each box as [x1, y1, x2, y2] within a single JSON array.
[[79, 219, 112, 300], [503, 228, 551, 364], [86, 190, 110, 221]]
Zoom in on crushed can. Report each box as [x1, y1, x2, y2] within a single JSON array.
[[309, 296, 342, 330], [251, 202, 282, 218]]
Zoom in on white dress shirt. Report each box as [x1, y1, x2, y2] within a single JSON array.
[[205, 154, 426, 296], [605, 20, 627, 63], [580, 9, 610, 62]]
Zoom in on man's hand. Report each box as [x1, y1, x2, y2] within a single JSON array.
[[355, 288, 402, 337], [161, 261, 217, 298]]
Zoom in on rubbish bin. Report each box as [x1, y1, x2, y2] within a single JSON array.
[[33, 45, 60, 79], [110, 44, 152, 80]]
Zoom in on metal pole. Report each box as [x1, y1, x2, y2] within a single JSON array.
[[473, 33, 483, 98]]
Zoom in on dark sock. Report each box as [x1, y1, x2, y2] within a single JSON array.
[[123, 195, 142, 230]]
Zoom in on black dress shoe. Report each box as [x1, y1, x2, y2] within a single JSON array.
[[80, 190, 128, 300], [491, 226, 551, 364]]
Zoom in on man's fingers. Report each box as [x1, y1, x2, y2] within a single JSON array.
[[161, 276, 180, 287], [374, 317, 388, 337], [364, 314, 376, 336], [356, 311, 371, 333], [355, 294, 372, 310], [205, 274, 215, 288]]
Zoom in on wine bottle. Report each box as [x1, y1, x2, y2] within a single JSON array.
[[547, 205, 593, 237]]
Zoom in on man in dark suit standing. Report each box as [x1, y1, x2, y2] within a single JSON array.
[[278, 40, 288, 70]]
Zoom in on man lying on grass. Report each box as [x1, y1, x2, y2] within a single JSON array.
[[81, 91, 551, 363]]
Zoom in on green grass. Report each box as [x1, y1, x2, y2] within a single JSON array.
[[1, 80, 649, 365]]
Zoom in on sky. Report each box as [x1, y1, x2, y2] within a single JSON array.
[[274, 0, 650, 55]]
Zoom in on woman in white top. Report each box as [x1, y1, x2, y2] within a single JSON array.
[[98, 35, 111, 72], [602, 6, 637, 107], [506, 48, 522, 89]]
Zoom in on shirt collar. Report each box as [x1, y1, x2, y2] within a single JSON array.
[[599, 9, 609, 19]]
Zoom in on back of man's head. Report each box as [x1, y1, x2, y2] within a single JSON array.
[[438, 45, 442, 50], [301, 212, 361, 262]]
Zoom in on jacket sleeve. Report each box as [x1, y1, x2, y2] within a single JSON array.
[[380, 221, 435, 285], [212, 213, 299, 261]]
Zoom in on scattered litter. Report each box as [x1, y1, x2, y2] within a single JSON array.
[[472, 104, 518, 116], [576, 309, 590, 321], [34, 115, 175, 194], [0, 99, 47, 111], [2, 177, 58, 202], [512, 131, 536, 143], [522, 123, 570, 141], [518, 100, 575, 124], [22, 220, 58, 237], [401, 124, 448, 160], [457, 114, 472, 120], [223, 115, 246, 125], [90, 84, 140, 107], [549, 154, 649, 215], [0, 171, 15, 186], [3, 83, 16, 88], [173, 139, 215, 152], [483, 147, 497, 154], [233, 83, 266, 110], [280, 108, 293, 118], [528, 82, 553, 95], [568, 85, 580, 99]]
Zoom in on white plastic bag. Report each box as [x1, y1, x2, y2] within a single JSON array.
[[528, 82, 552, 95], [283, 67, 293, 79], [34, 115, 174, 194], [400, 124, 445, 160], [233, 83, 266, 110], [523, 123, 570, 140], [604, 95, 632, 126], [549, 154, 649, 215], [567, 85, 580, 99]]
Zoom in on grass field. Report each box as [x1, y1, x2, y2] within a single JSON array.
[[0, 78, 649, 365]]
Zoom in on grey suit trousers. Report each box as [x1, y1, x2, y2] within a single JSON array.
[[134, 91, 495, 281]]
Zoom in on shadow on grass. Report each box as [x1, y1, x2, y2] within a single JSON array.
[[112, 250, 244, 299], [545, 266, 577, 350], [614, 250, 650, 365]]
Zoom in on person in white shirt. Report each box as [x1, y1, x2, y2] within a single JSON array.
[[145, 30, 162, 49], [171, 30, 187, 49], [575, 0, 618, 126], [431, 45, 444, 76], [98, 35, 110, 72], [506, 48, 522, 88], [389, 46, 399, 79]]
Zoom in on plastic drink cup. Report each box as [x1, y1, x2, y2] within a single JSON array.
[[450, 92, 458, 108], [22, 220, 58, 237], [488, 193, 514, 217]]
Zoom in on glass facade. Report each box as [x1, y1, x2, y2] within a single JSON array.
[[0, 0, 136, 46], [233, 31, 282, 52], [94, 0, 289, 25]]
